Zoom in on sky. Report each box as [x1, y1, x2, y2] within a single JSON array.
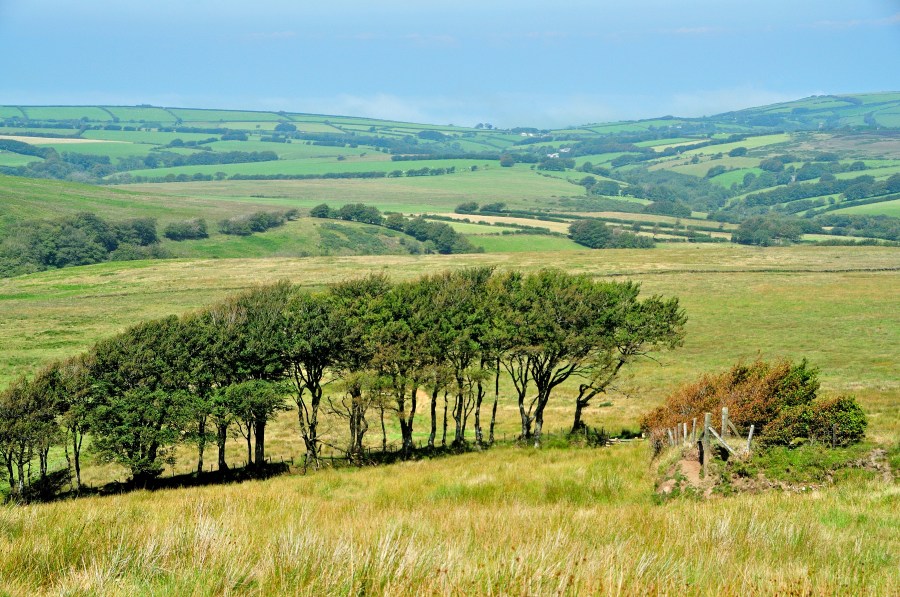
[[1, 0, 898, 128]]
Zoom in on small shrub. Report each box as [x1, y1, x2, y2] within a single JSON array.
[[809, 395, 867, 446], [163, 218, 208, 241]]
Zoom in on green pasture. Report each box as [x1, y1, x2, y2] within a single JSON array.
[[835, 164, 900, 180], [680, 133, 792, 157], [166, 108, 283, 122], [118, 156, 492, 179], [103, 106, 178, 122], [634, 137, 693, 148], [0, 127, 80, 138], [0, 107, 26, 118], [123, 166, 582, 213], [468, 234, 583, 252], [80, 129, 218, 144], [203, 140, 373, 160], [0, 174, 281, 232], [831, 198, 900, 217], [43, 141, 153, 159], [18, 106, 113, 121], [708, 167, 763, 188], [0, 152, 41, 167]]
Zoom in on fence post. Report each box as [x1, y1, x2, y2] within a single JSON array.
[[702, 412, 711, 477], [691, 418, 697, 443], [667, 428, 675, 447], [746, 424, 755, 454], [721, 407, 729, 439], [683, 422, 688, 445]]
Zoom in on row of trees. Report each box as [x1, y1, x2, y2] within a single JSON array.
[[311, 203, 478, 254], [0, 212, 162, 277], [0, 269, 686, 498], [568, 220, 655, 249]]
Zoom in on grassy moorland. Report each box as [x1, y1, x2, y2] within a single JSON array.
[[0, 442, 896, 595], [1, 245, 897, 436], [0, 249, 897, 595]]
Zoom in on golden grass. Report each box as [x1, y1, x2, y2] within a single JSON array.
[[1, 444, 896, 595]]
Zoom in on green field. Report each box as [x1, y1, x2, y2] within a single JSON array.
[[832, 198, 900, 217], [468, 234, 584, 252], [118, 155, 482, 179], [123, 167, 583, 214]]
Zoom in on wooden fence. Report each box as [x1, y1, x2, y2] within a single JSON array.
[[662, 407, 755, 475]]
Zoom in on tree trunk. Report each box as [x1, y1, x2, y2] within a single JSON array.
[[196, 416, 206, 475], [5, 457, 16, 497], [400, 385, 418, 456], [380, 405, 387, 452], [519, 399, 532, 440], [474, 378, 485, 447], [452, 386, 465, 446], [72, 428, 83, 491], [533, 391, 549, 447], [428, 385, 438, 448], [441, 391, 448, 447], [16, 459, 26, 495], [571, 399, 587, 435], [490, 363, 500, 444], [254, 420, 266, 466], [216, 422, 229, 471], [245, 425, 253, 466]]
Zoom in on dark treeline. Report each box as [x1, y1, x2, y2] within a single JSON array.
[[715, 174, 900, 219], [0, 212, 163, 277], [310, 203, 479, 254], [218, 210, 298, 236], [0, 138, 280, 183], [391, 152, 499, 161], [568, 220, 655, 249], [0, 269, 685, 500]]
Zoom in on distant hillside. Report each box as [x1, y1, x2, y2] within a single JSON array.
[[1, 93, 898, 255]]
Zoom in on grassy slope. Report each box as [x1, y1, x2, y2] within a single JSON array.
[[0, 247, 897, 593], [1, 443, 896, 595], [831, 198, 900, 217], [123, 167, 583, 214]]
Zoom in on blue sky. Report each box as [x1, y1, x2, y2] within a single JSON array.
[[1, 0, 898, 127]]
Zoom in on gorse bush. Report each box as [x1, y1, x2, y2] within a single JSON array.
[[639, 358, 866, 448], [763, 395, 867, 447]]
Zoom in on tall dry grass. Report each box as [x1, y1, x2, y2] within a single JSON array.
[[0, 444, 896, 595]]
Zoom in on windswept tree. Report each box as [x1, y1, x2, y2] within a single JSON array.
[[570, 285, 686, 433], [224, 380, 287, 466], [0, 376, 58, 498], [283, 288, 346, 470], [368, 280, 427, 455], [54, 354, 97, 491], [88, 316, 192, 484], [329, 274, 391, 461]]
